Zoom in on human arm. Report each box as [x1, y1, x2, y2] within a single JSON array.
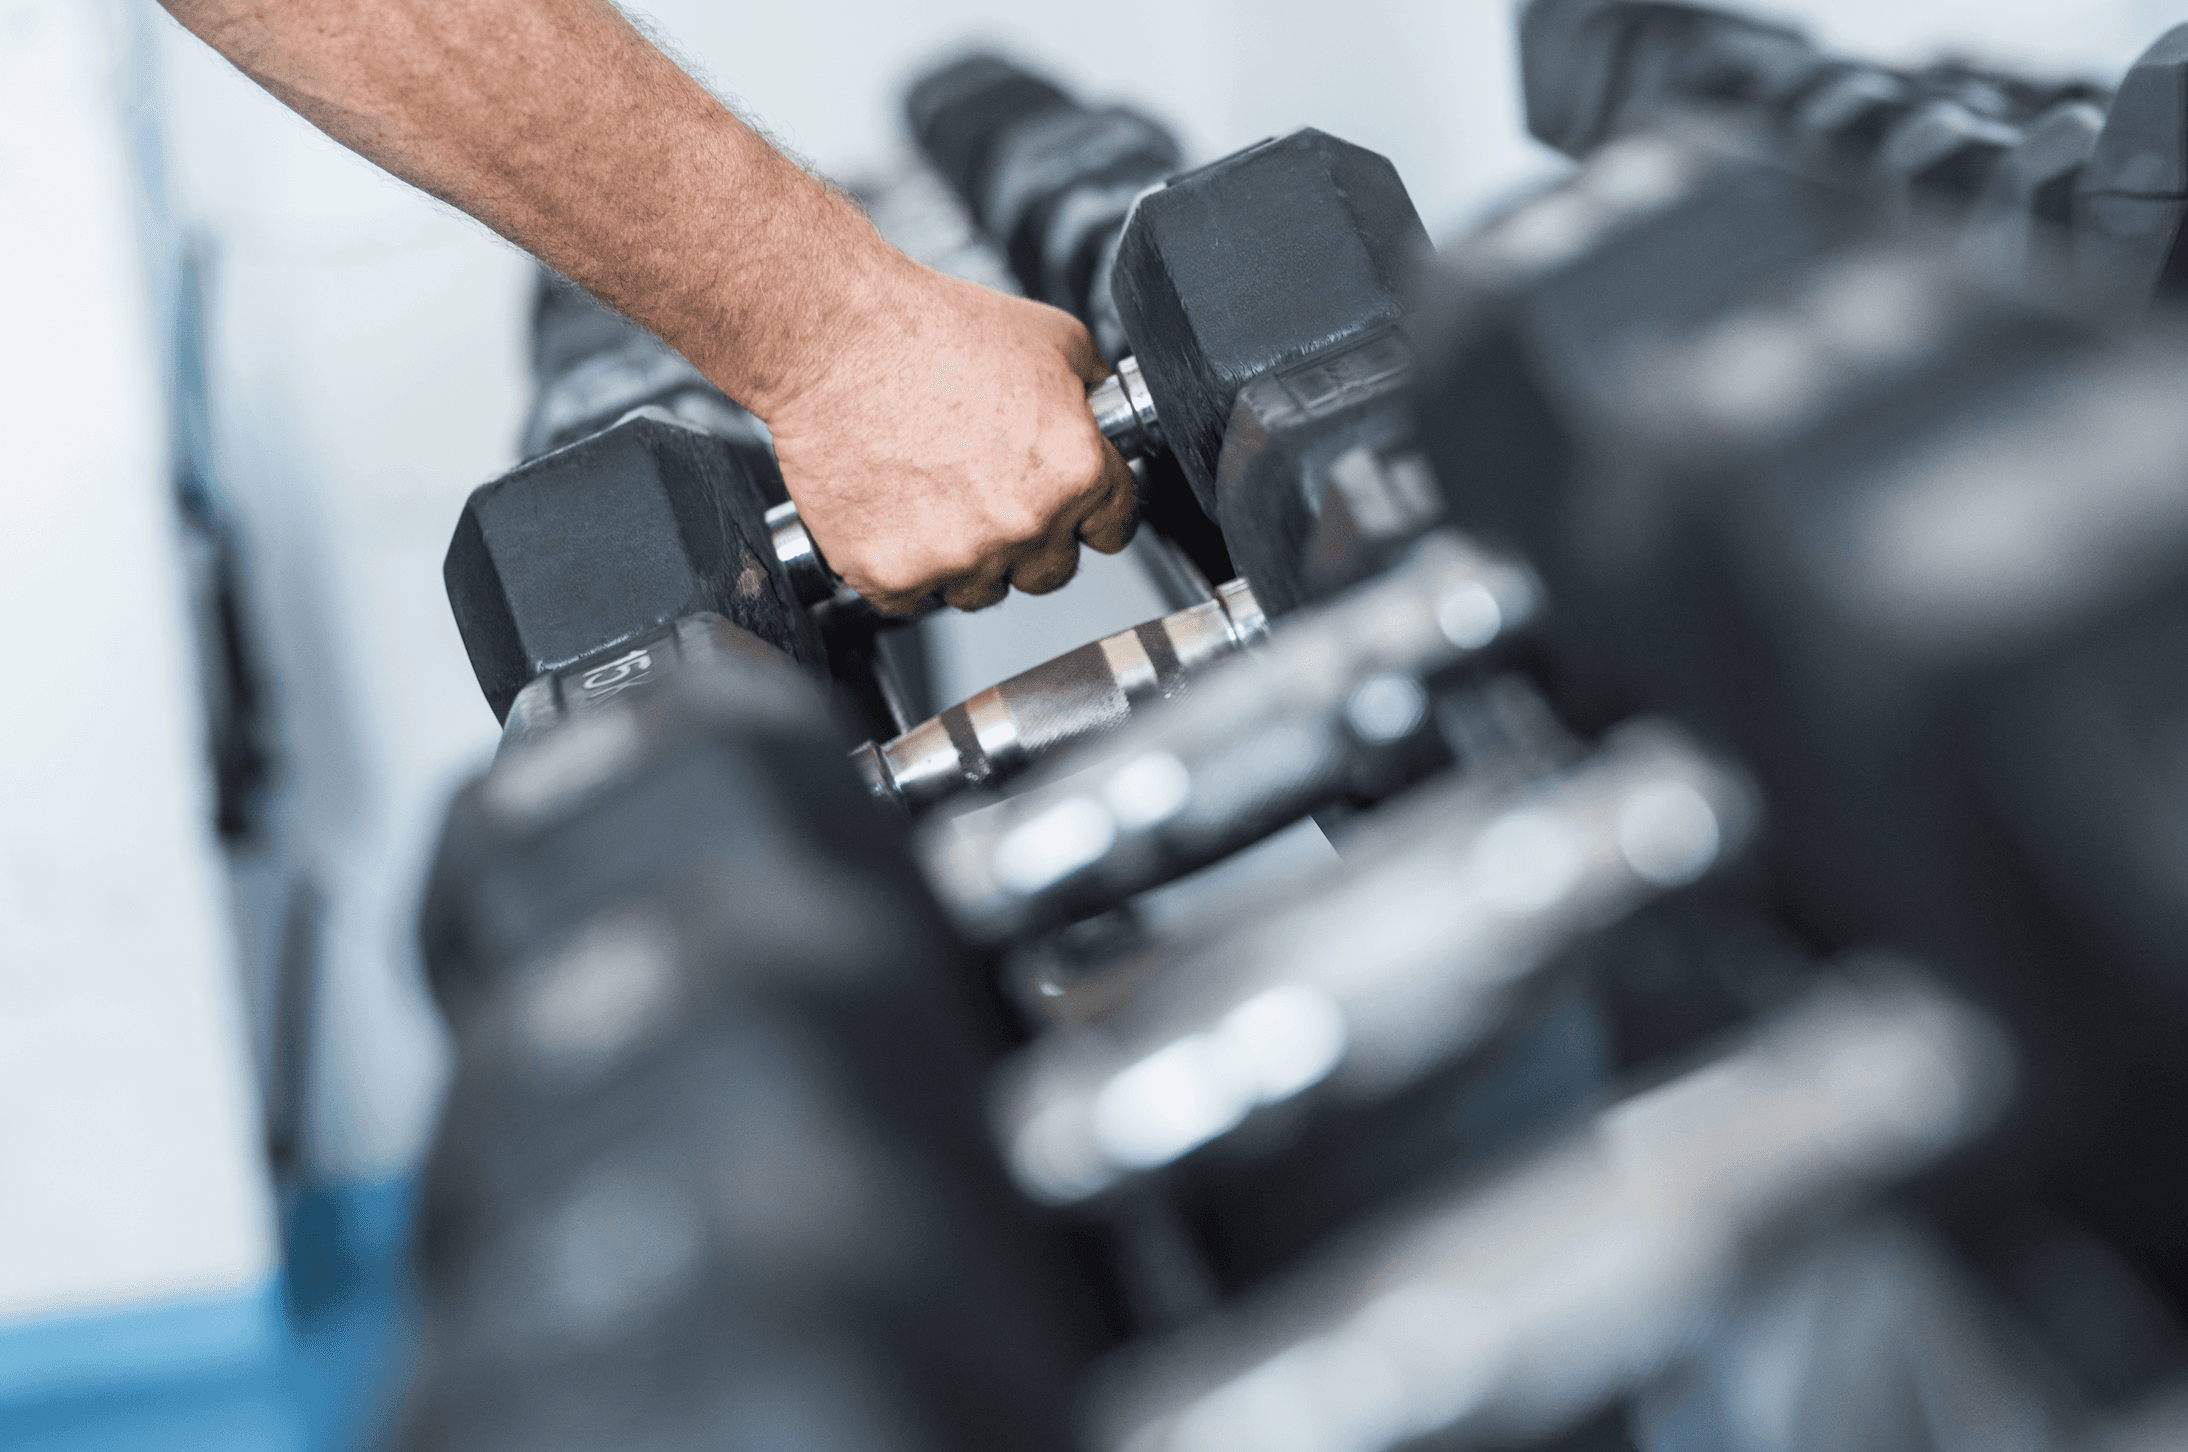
[[158, 0, 1138, 612]]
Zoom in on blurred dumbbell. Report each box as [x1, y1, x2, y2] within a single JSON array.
[[1961, 99, 2106, 284], [1520, 1, 2103, 165], [989, 723, 1754, 1206], [403, 648, 1106, 1451], [2076, 25, 2188, 311], [1516, 2, 2117, 297], [1519, 0, 1826, 158], [1089, 969, 2011, 1452], [907, 55, 1181, 361], [1552, 239, 2188, 1311], [420, 615, 854, 1030], [918, 530, 1546, 942]]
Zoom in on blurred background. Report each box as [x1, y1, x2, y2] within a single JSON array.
[[5, 0, 2187, 1448]]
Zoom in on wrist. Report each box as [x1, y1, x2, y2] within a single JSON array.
[[663, 138, 913, 421]]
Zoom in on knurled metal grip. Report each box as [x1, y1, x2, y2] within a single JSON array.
[[855, 578, 1267, 815], [770, 362, 1165, 607]]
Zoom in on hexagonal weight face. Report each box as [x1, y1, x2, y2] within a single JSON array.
[[1519, 0, 1822, 159], [1794, 68, 1918, 165], [2076, 24, 2188, 309], [1880, 100, 2023, 218], [444, 413, 825, 722], [1110, 129, 1431, 515], [1964, 101, 2104, 282], [905, 54, 1071, 211]]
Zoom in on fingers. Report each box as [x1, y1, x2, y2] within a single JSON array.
[[942, 566, 1012, 612], [1075, 446, 1140, 555]]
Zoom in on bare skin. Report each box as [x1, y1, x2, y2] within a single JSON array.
[[158, 0, 1138, 614]]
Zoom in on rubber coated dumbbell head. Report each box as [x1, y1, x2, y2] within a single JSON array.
[[2075, 24, 2188, 311], [417, 622, 866, 1031], [974, 103, 1178, 293], [1409, 120, 1873, 634], [1878, 100, 2022, 220], [1519, 0, 1822, 159], [904, 54, 1071, 212], [1110, 128, 1432, 517], [521, 272, 772, 461], [445, 412, 826, 723], [1793, 66, 1920, 166], [1962, 101, 2104, 284], [1584, 256, 2188, 1265], [1210, 327, 1428, 618]]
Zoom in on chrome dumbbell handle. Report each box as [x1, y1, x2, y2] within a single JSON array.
[[768, 358, 1165, 608], [852, 578, 1267, 815]]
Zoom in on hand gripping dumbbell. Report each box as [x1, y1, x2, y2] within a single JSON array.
[[911, 124, 1869, 947], [405, 640, 1107, 1452], [449, 386, 1280, 823], [1087, 970, 2010, 1452], [463, 126, 1438, 808], [907, 60, 1437, 619]]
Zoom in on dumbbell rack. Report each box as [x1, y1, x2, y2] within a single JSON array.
[[399, 10, 2188, 1452]]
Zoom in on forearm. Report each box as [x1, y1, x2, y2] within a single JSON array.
[[159, 0, 888, 414]]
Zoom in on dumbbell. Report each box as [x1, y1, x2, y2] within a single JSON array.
[[1960, 99, 2106, 284], [452, 398, 1293, 828], [404, 647, 1107, 1452], [2075, 25, 2188, 312], [1516, 2, 2117, 285], [1089, 969, 2010, 1452], [909, 60, 1439, 615], [1519, 1, 2103, 165], [907, 54, 1182, 363], [1533, 238, 2188, 1317], [989, 722, 1753, 1198], [909, 123, 1869, 948], [1518, 0, 1827, 159]]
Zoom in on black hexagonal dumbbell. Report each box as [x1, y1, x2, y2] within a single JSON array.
[[2075, 23, 2188, 312], [1518, 0, 1827, 159], [444, 410, 829, 728], [906, 58, 1436, 622], [1876, 97, 2024, 221], [1961, 99, 2106, 284], [1555, 239, 2188, 1314], [911, 121, 1873, 948], [401, 644, 1110, 1452]]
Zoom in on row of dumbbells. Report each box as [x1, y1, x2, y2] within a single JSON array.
[[892, 37, 2188, 1446], [1523, 0, 2188, 313], [399, 11, 2188, 1451]]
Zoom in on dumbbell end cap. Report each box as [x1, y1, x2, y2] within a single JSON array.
[[766, 500, 840, 608], [1089, 356, 1162, 459], [849, 739, 907, 815]]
